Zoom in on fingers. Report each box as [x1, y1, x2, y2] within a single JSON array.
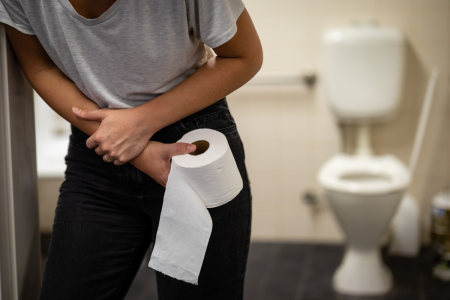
[[167, 143, 196, 158], [102, 154, 113, 163], [113, 159, 126, 166], [89, 133, 143, 164], [86, 135, 98, 149], [94, 145, 106, 156], [86, 132, 106, 149], [72, 107, 107, 121], [97, 146, 128, 165], [102, 153, 127, 166]]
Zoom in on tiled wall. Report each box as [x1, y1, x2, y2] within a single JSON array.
[[227, 0, 450, 242]]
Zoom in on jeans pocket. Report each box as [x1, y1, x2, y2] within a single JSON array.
[[177, 98, 238, 135], [194, 109, 237, 134], [177, 98, 245, 161]]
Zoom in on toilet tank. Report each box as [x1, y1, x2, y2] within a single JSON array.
[[322, 25, 405, 123]]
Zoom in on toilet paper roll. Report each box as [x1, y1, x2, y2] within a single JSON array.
[[148, 129, 243, 284]]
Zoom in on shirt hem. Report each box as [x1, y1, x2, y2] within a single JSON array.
[[0, 13, 35, 35], [203, 2, 245, 48]]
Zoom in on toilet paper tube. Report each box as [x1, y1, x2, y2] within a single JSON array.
[[148, 129, 243, 284]]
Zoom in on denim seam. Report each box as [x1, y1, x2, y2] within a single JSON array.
[[218, 125, 238, 134], [138, 185, 145, 211], [176, 120, 190, 134], [139, 194, 144, 211], [195, 110, 224, 123], [196, 122, 237, 134], [236, 129, 246, 161], [137, 168, 144, 184], [112, 230, 147, 300], [238, 165, 252, 299], [195, 110, 235, 125]]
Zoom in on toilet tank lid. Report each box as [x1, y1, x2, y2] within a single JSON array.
[[322, 25, 404, 48]]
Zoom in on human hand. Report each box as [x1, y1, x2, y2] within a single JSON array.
[[72, 106, 155, 165], [131, 141, 196, 187]]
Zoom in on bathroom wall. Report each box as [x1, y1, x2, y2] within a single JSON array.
[[226, 0, 450, 243], [37, 0, 450, 243]]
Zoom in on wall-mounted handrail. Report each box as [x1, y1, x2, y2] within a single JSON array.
[[245, 67, 317, 87]]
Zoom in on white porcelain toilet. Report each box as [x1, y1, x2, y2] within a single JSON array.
[[318, 25, 411, 296]]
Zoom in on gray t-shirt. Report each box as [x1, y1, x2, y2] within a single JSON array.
[[0, 0, 245, 108]]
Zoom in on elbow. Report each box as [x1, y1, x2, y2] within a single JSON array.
[[255, 49, 263, 74], [248, 45, 263, 79]]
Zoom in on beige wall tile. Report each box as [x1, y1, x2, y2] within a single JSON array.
[[342, 0, 381, 21], [225, 0, 450, 244], [415, 0, 450, 11], [280, 212, 311, 241], [251, 179, 285, 207], [308, 205, 344, 242], [251, 212, 282, 241], [380, 0, 413, 10], [379, 10, 415, 41], [414, 11, 449, 46], [38, 178, 64, 233]]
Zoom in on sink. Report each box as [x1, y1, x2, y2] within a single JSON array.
[[34, 91, 71, 178]]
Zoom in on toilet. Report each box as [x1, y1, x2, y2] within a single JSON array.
[[318, 25, 411, 296]]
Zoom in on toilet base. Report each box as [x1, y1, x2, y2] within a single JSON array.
[[333, 247, 393, 296]]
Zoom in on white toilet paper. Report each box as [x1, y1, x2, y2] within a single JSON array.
[[148, 129, 243, 284]]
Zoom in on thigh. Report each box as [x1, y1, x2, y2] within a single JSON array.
[[39, 132, 153, 300], [153, 99, 252, 300], [155, 160, 252, 300]]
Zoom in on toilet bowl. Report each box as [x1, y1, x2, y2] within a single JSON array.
[[318, 153, 410, 295]]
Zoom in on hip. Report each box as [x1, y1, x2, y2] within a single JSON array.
[[65, 97, 247, 186]]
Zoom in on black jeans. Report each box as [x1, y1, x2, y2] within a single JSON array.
[[39, 98, 252, 300]]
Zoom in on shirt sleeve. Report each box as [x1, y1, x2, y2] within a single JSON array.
[[0, 0, 34, 35], [187, 0, 245, 49]]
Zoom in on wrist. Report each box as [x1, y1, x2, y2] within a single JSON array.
[[134, 95, 177, 136], [131, 104, 161, 137], [129, 145, 146, 170], [129, 140, 154, 168]]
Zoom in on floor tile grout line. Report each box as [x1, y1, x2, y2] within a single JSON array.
[[255, 243, 282, 300], [417, 273, 427, 300], [42, 239, 443, 300], [295, 244, 315, 300]]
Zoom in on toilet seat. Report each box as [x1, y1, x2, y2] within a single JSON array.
[[318, 154, 410, 195]]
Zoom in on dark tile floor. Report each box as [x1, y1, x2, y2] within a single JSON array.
[[41, 236, 450, 300]]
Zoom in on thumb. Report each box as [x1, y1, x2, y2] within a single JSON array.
[[72, 107, 106, 121], [168, 142, 196, 157]]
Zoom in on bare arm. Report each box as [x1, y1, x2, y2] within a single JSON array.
[[4, 24, 194, 186], [74, 8, 263, 164], [4, 24, 101, 136]]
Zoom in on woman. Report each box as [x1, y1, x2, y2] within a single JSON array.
[[0, 0, 262, 299]]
